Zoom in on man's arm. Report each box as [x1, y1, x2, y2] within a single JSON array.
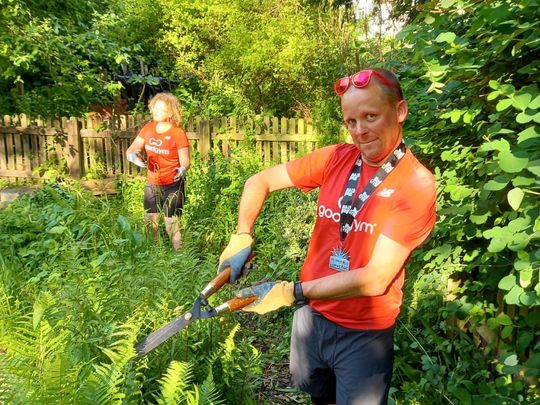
[[236, 164, 296, 234], [302, 234, 411, 299]]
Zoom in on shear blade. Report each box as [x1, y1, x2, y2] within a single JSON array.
[[135, 315, 192, 358]]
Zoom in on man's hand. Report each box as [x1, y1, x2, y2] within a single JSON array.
[[127, 152, 146, 168], [218, 233, 253, 283], [173, 166, 187, 182], [236, 281, 294, 314]]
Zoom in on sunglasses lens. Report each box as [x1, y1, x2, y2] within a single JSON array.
[[351, 70, 372, 88], [333, 77, 351, 95]]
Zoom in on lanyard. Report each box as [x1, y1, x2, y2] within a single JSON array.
[[339, 142, 407, 241]]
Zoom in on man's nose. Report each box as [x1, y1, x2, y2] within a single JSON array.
[[350, 121, 367, 135]]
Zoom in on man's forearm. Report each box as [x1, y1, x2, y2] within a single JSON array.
[[237, 176, 270, 234]]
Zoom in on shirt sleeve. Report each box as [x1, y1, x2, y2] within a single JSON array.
[[172, 127, 190, 149], [286, 145, 337, 192], [137, 122, 152, 142], [382, 171, 437, 251]]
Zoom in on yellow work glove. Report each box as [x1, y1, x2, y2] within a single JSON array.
[[218, 233, 253, 283], [235, 281, 295, 315]]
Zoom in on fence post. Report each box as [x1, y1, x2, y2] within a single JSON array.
[[199, 118, 211, 158], [66, 117, 83, 179]]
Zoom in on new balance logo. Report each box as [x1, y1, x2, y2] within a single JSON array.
[[376, 188, 395, 198]]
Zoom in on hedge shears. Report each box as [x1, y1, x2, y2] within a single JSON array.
[[134, 266, 256, 359]]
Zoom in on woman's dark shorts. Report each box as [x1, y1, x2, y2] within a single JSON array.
[[143, 180, 185, 217], [289, 305, 394, 405]]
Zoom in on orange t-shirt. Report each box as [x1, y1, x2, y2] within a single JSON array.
[[286, 143, 436, 330], [138, 122, 190, 185]]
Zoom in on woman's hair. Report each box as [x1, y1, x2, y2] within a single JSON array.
[[148, 92, 183, 126], [372, 68, 404, 105]]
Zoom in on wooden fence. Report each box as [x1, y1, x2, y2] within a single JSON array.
[[0, 114, 318, 180]]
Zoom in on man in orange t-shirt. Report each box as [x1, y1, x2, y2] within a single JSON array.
[[218, 68, 436, 404]]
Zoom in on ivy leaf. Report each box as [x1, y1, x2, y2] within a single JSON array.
[[487, 90, 500, 101], [520, 291, 536, 306], [517, 126, 540, 145], [483, 176, 509, 191], [503, 354, 519, 366], [505, 285, 524, 305], [512, 176, 536, 186], [527, 159, 540, 176], [512, 93, 532, 111], [435, 32, 457, 44], [516, 111, 534, 124], [519, 269, 533, 288], [496, 98, 512, 112], [495, 313, 513, 326], [498, 274, 516, 291], [501, 325, 514, 339], [485, 235, 507, 252], [478, 139, 510, 152], [441, 0, 457, 8], [529, 94, 540, 109], [470, 212, 490, 224], [507, 187, 524, 210], [450, 110, 462, 123], [498, 151, 528, 173]]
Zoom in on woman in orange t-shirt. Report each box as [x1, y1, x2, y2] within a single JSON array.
[[126, 92, 190, 250]]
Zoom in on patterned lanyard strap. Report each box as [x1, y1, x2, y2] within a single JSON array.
[[339, 142, 407, 242]]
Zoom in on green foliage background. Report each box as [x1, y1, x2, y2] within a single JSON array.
[[0, 0, 539, 403]]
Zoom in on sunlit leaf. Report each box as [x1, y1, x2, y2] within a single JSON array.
[[520, 291, 536, 306], [483, 176, 509, 191], [498, 274, 516, 291], [505, 285, 524, 305], [512, 93, 532, 111], [517, 126, 540, 146], [504, 354, 518, 366], [516, 111, 534, 123], [519, 269, 532, 288], [435, 32, 457, 44], [527, 159, 540, 176], [496, 99, 512, 112], [498, 151, 528, 173], [507, 187, 524, 210]]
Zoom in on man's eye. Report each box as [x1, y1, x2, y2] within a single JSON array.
[[366, 114, 376, 121]]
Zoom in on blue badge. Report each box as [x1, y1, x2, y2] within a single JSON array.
[[329, 245, 350, 272]]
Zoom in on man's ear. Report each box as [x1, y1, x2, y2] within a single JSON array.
[[397, 100, 408, 124]]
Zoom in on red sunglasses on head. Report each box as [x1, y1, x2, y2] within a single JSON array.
[[333, 69, 401, 98]]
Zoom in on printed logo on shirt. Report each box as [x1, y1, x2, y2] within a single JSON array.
[[318, 199, 376, 235], [376, 188, 395, 198], [149, 138, 162, 147], [165, 136, 171, 141]]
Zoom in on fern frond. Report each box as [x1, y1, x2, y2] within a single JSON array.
[[198, 370, 226, 405], [0, 315, 78, 404], [154, 360, 193, 405], [77, 315, 144, 405], [101, 320, 140, 366]]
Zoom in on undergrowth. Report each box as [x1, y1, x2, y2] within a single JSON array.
[[1, 141, 538, 404]]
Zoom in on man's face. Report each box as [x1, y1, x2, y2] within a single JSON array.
[[341, 83, 407, 166]]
